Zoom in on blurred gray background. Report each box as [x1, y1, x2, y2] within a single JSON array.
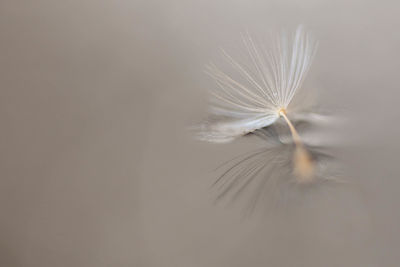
[[1, 0, 400, 266]]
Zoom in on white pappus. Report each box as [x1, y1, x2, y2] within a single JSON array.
[[193, 25, 341, 211]]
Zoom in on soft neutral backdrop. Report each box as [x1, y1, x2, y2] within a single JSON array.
[[1, 0, 400, 266]]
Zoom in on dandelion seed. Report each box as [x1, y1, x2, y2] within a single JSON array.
[[196, 25, 320, 183]]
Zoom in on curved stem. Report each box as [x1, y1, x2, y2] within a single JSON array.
[[279, 109, 302, 147], [279, 109, 314, 181]]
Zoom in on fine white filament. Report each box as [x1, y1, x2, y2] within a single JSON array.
[[197, 25, 318, 143]]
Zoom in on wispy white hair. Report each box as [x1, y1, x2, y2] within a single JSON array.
[[196, 25, 318, 143]]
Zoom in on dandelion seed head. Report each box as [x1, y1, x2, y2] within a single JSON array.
[[196, 25, 318, 143], [192, 25, 339, 211]]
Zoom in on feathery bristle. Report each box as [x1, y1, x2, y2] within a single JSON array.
[[197, 25, 318, 143]]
